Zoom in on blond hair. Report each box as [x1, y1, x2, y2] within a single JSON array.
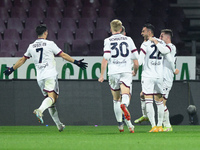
[[110, 19, 122, 32]]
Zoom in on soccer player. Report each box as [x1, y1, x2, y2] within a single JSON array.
[[135, 29, 179, 132], [159, 29, 179, 131], [98, 20, 139, 133], [4, 24, 88, 132], [138, 24, 172, 132]]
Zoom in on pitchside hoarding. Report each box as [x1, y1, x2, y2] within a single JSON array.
[[0, 56, 196, 80]]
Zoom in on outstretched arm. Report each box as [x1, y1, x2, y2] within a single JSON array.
[[98, 58, 108, 82], [59, 52, 88, 70], [4, 56, 27, 76]]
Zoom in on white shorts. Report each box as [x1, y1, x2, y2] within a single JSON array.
[[37, 76, 59, 97], [109, 73, 132, 91], [141, 77, 163, 95], [163, 79, 173, 100]]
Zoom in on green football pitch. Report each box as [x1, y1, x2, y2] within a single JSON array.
[[0, 125, 200, 150]]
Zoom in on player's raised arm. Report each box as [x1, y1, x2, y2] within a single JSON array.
[[4, 56, 28, 76], [59, 52, 88, 70]]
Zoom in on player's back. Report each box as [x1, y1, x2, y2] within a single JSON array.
[[163, 43, 176, 82], [25, 39, 62, 80], [104, 34, 138, 75], [140, 40, 164, 78]]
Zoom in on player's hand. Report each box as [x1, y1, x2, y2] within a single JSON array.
[[74, 59, 88, 70], [98, 76, 104, 83], [3, 67, 15, 76], [174, 69, 179, 75]]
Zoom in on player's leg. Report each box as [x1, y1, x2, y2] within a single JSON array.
[[154, 78, 165, 132], [33, 78, 54, 124], [120, 83, 134, 133], [163, 95, 173, 131], [134, 91, 149, 123], [109, 74, 124, 132], [142, 77, 157, 132], [111, 90, 124, 132], [154, 94, 164, 132]]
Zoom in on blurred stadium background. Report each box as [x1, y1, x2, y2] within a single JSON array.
[[0, 0, 199, 126]]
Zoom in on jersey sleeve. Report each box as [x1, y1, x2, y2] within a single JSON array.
[[24, 45, 31, 59], [156, 42, 171, 54], [51, 41, 63, 56], [138, 42, 147, 66], [165, 53, 175, 72], [103, 38, 111, 61], [129, 38, 138, 60]]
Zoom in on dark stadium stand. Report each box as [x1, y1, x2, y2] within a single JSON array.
[[0, 0, 191, 57]]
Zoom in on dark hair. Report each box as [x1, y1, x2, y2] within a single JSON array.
[[121, 26, 125, 33], [36, 24, 47, 36], [143, 23, 155, 34], [161, 29, 173, 37]]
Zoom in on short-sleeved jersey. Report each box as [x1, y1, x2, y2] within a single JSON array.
[[140, 39, 166, 78], [24, 39, 62, 81], [103, 34, 138, 75], [163, 43, 176, 83]]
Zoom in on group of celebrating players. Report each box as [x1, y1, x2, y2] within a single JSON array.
[[98, 19, 179, 133], [4, 19, 179, 133]]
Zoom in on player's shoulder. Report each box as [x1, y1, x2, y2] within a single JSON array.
[[168, 43, 176, 52]]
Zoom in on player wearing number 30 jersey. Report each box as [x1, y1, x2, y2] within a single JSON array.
[[103, 33, 138, 75], [99, 19, 139, 133]]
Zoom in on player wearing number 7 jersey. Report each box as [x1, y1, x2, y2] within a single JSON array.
[[98, 19, 139, 133], [3, 24, 88, 131], [138, 24, 172, 132]]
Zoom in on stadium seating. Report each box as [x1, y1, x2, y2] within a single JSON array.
[[75, 29, 92, 43], [10, 7, 27, 21], [42, 18, 60, 33], [65, 0, 82, 9], [3, 29, 21, 42], [57, 29, 74, 44], [63, 7, 81, 20], [0, 0, 189, 56], [13, 0, 30, 9], [0, 0, 13, 9], [78, 18, 95, 32], [0, 19, 6, 33], [0, 40, 18, 57], [71, 39, 89, 56], [0, 7, 10, 21], [28, 7, 46, 21], [61, 18, 77, 32]]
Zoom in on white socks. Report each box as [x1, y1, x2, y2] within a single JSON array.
[[156, 101, 164, 127], [141, 98, 147, 117], [145, 99, 156, 127], [38, 97, 54, 113], [163, 105, 171, 127], [48, 105, 62, 126], [113, 100, 122, 122], [121, 94, 130, 107]]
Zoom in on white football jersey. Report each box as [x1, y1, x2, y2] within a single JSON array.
[[163, 43, 176, 83], [103, 34, 138, 75], [24, 39, 62, 81], [139, 39, 167, 78]]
